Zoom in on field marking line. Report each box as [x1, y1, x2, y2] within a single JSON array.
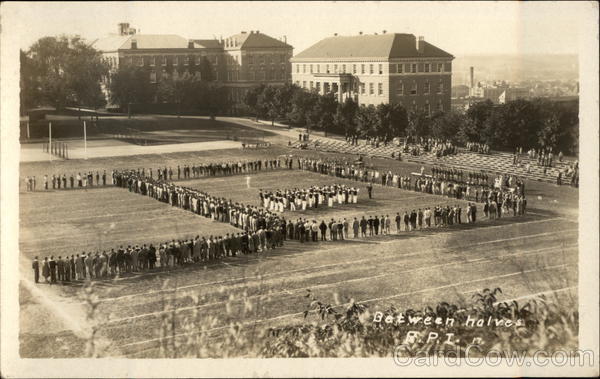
[[93, 226, 577, 303], [493, 286, 578, 305], [105, 245, 577, 324], [118, 262, 572, 349]]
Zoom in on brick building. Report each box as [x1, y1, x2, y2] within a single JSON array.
[[93, 23, 293, 111], [291, 32, 453, 114]]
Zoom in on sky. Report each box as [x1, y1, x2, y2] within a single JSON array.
[[3, 1, 591, 57]]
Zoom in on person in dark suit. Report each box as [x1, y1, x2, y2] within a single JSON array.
[[32, 257, 40, 283], [57, 256, 64, 282], [373, 216, 380, 235], [367, 182, 373, 199], [319, 220, 327, 241], [359, 216, 368, 237], [49, 256, 57, 284]]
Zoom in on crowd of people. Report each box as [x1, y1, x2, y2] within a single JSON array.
[[431, 166, 490, 185], [466, 142, 491, 154], [259, 184, 359, 212]]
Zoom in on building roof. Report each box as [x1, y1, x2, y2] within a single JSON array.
[[224, 31, 292, 49], [293, 33, 453, 60], [192, 39, 223, 49], [93, 34, 201, 52]]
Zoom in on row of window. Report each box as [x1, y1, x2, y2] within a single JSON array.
[[229, 70, 288, 81], [118, 55, 220, 68], [396, 80, 444, 96], [148, 69, 219, 83], [247, 53, 289, 65], [295, 79, 445, 96], [294, 62, 448, 75], [402, 100, 444, 114]]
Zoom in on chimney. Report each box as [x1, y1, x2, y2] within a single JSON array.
[[359, 31, 363, 35], [469, 66, 474, 89], [382, 30, 387, 34], [118, 22, 130, 36], [256, 30, 260, 34], [416, 36, 424, 53], [131, 39, 137, 49], [283, 35, 287, 44], [334, 33, 338, 36], [241, 31, 246, 34], [188, 40, 194, 49]]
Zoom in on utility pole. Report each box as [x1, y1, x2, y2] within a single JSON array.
[[48, 122, 52, 162]]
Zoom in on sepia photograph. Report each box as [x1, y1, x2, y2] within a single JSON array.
[[1, 1, 598, 377]]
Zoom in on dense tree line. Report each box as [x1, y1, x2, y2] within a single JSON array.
[[20, 36, 109, 114], [244, 84, 578, 154]]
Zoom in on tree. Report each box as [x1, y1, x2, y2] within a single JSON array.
[[407, 110, 431, 141], [465, 99, 494, 142], [287, 89, 318, 129], [109, 66, 156, 115], [203, 82, 229, 119], [430, 111, 466, 143], [315, 93, 338, 136], [375, 103, 409, 140], [243, 85, 265, 121], [22, 35, 108, 111], [274, 83, 298, 123], [356, 105, 378, 137], [197, 57, 215, 82], [20, 50, 39, 114], [336, 97, 359, 136], [157, 71, 202, 117], [258, 85, 277, 125]]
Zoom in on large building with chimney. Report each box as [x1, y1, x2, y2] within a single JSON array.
[[93, 23, 293, 111], [291, 32, 453, 114]]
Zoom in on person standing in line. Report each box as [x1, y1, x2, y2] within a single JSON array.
[[385, 214, 391, 234], [49, 256, 57, 284], [360, 216, 368, 237], [367, 182, 373, 199], [44, 175, 48, 190], [32, 256, 40, 283], [395, 212, 401, 233], [42, 257, 50, 283], [352, 217, 359, 238], [403, 211, 410, 232]]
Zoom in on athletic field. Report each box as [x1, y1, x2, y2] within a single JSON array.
[[18, 121, 579, 358]]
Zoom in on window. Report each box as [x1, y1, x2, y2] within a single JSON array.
[[378, 83, 383, 95], [437, 99, 443, 112], [369, 83, 374, 95], [410, 81, 417, 95], [302, 81, 306, 88], [396, 81, 404, 96], [437, 80, 443, 94], [316, 82, 321, 92], [324, 82, 330, 93], [310, 64, 313, 73], [411, 63, 417, 73], [174, 56, 179, 66], [361, 64, 365, 74], [369, 64, 374, 74], [138, 56, 144, 66], [378, 64, 383, 74], [296, 64, 299, 73], [150, 71, 157, 83], [397, 63, 403, 73], [326, 64, 330, 73], [360, 83, 365, 94], [309, 81, 313, 90], [214, 56, 218, 65], [424, 81, 430, 95], [424, 63, 430, 73], [342, 64, 346, 73], [184, 56, 189, 66], [303, 64, 306, 73], [150, 57, 156, 66], [266, 55, 271, 65], [352, 64, 356, 74], [249, 55, 254, 64], [425, 101, 431, 115], [317, 64, 320, 73], [195, 55, 201, 65], [334, 64, 338, 73]]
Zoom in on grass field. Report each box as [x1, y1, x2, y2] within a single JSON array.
[[18, 117, 580, 358]]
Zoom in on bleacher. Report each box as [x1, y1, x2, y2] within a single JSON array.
[[291, 138, 575, 183]]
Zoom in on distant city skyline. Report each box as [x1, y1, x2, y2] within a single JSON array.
[[6, 1, 590, 57]]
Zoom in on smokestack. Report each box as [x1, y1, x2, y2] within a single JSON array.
[[416, 36, 424, 53], [469, 66, 474, 89], [283, 35, 287, 44], [118, 22, 130, 36], [359, 31, 363, 35]]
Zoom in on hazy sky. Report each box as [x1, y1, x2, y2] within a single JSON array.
[[4, 1, 591, 57]]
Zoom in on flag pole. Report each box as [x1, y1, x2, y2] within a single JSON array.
[[49, 122, 52, 162]]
